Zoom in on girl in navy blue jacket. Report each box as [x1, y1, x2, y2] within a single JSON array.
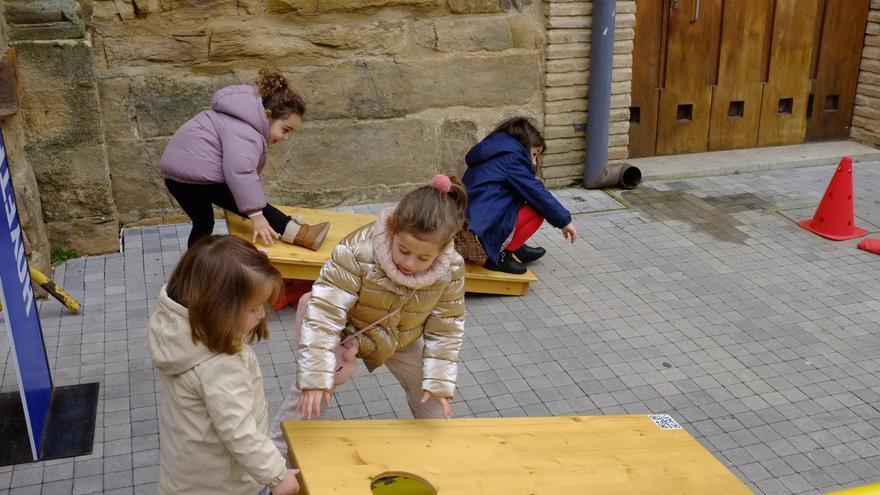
[[462, 118, 577, 274]]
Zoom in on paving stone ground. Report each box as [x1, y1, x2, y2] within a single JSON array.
[[1, 162, 879, 494]]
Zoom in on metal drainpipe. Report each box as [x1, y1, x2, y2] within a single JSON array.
[[583, 0, 641, 189]]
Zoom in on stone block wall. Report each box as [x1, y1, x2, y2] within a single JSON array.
[[0, 14, 53, 274], [541, 0, 634, 187], [0, 114, 53, 276], [87, 0, 546, 228], [4, 0, 119, 255], [851, 0, 880, 148]]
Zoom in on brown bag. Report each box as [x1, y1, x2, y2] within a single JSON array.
[[454, 229, 487, 264]]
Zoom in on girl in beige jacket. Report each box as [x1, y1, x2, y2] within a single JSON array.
[[148, 236, 300, 495], [269, 175, 468, 459]]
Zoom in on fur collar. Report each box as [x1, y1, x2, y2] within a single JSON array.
[[373, 208, 455, 289]]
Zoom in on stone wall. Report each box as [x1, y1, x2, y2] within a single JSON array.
[[540, 0, 633, 187], [5, 0, 119, 255], [0, 114, 54, 276], [86, 0, 546, 230], [851, 0, 880, 148], [0, 4, 57, 272]]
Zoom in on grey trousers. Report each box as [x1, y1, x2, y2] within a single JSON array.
[[269, 337, 445, 459]]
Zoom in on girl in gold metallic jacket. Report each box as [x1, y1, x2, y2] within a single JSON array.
[[270, 175, 468, 458]]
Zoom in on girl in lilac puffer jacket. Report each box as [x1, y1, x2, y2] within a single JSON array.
[[160, 69, 330, 250]]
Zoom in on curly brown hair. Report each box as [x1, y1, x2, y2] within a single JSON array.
[[256, 68, 306, 120]]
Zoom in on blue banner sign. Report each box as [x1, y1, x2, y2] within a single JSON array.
[[0, 128, 53, 459]]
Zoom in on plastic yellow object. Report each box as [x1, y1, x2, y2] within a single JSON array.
[[826, 484, 880, 495], [29, 267, 80, 314]]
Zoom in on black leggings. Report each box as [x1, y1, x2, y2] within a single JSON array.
[[164, 179, 291, 248]]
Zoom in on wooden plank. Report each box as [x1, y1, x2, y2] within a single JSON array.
[[656, 0, 723, 155], [225, 207, 377, 271], [464, 262, 535, 296], [809, 0, 828, 79], [708, 0, 773, 150], [806, 0, 871, 140], [226, 208, 538, 296], [283, 416, 754, 495], [756, 0, 820, 146], [826, 483, 880, 495], [628, 0, 665, 157]]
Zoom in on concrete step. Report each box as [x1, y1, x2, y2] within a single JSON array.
[[626, 140, 880, 180]]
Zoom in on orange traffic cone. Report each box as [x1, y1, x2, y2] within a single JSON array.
[[857, 238, 880, 255], [798, 156, 867, 241]]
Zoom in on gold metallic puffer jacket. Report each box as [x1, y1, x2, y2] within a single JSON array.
[[297, 209, 466, 398]]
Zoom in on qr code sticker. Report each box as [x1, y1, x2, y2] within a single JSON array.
[[649, 414, 682, 430]]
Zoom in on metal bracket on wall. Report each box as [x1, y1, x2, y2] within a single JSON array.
[[574, 123, 587, 132]]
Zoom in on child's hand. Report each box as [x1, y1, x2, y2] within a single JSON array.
[[251, 214, 280, 246], [296, 389, 332, 419], [561, 223, 577, 244], [271, 468, 300, 495], [420, 391, 452, 419]]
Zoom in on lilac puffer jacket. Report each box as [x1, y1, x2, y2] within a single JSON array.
[[160, 85, 271, 214]]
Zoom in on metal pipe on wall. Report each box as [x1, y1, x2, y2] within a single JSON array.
[[583, 0, 641, 189]]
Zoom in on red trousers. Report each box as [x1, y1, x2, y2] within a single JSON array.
[[507, 205, 544, 251]]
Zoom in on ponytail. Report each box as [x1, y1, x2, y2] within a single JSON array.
[[392, 175, 468, 246], [256, 68, 306, 120]]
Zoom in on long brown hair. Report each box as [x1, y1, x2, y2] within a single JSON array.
[[494, 117, 546, 174], [256, 68, 306, 120], [391, 175, 468, 246], [166, 235, 282, 354]]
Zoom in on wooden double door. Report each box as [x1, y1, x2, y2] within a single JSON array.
[[629, 0, 871, 157]]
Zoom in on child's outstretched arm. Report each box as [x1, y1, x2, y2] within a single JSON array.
[[218, 128, 276, 244], [421, 261, 466, 406], [297, 242, 363, 400], [200, 355, 288, 489], [506, 156, 574, 235]]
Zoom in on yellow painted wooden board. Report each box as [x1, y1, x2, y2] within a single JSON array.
[[826, 483, 880, 495], [225, 207, 538, 296], [282, 415, 753, 495], [827, 484, 880, 495], [463, 261, 537, 296], [226, 207, 377, 280]]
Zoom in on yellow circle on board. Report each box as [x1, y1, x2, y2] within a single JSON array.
[[371, 475, 435, 495]]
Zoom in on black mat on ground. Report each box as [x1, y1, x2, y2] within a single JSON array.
[[0, 390, 35, 466], [41, 383, 100, 461], [0, 383, 99, 466]]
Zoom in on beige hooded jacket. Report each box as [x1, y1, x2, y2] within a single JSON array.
[[148, 287, 287, 495], [297, 208, 466, 398]]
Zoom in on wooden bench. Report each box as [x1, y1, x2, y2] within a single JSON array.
[[281, 415, 753, 494], [225, 207, 538, 296]]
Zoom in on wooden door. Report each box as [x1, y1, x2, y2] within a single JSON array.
[[756, 0, 821, 146], [708, 0, 773, 150], [629, 0, 866, 156], [655, 0, 723, 155], [628, 0, 665, 158], [806, 0, 871, 140]]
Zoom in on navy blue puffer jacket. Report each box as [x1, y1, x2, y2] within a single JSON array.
[[462, 132, 572, 263]]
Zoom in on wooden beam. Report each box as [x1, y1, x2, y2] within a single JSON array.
[[226, 207, 538, 296], [283, 415, 753, 495]]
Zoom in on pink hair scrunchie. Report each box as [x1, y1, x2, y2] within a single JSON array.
[[430, 174, 452, 193]]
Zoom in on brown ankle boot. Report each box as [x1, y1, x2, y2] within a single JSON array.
[[282, 221, 330, 251]]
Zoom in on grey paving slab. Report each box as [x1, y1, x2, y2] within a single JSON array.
[[1, 163, 880, 494]]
